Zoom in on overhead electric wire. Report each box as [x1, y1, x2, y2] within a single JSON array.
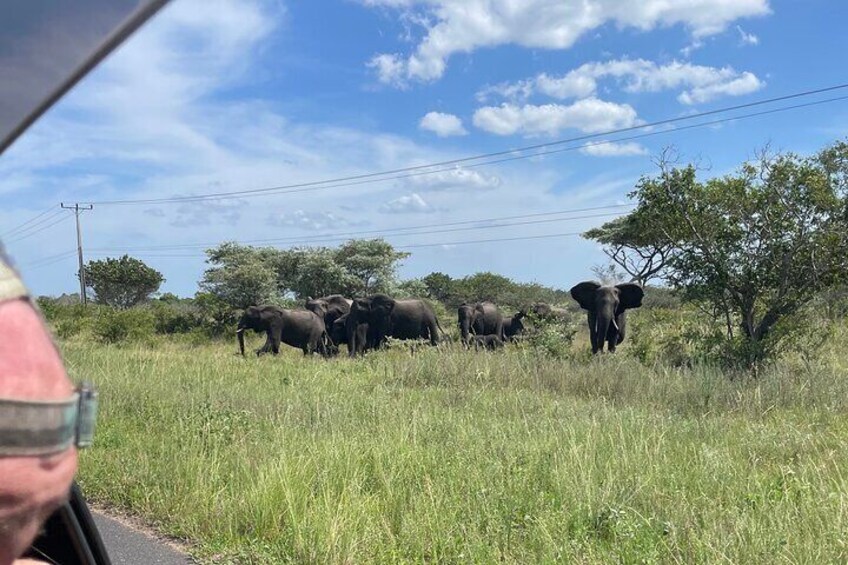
[[88, 203, 635, 252], [81, 83, 848, 206], [4, 214, 73, 244], [87, 230, 590, 260], [19, 250, 78, 269], [1, 206, 60, 239], [2, 209, 66, 241]]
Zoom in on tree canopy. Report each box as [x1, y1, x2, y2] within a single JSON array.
[[83, 255, 164, 309], [199, 239, 410, 307], [586, 141, 848, 360]]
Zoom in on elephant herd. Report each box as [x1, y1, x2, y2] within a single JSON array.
[[236, 281, 644, 357]]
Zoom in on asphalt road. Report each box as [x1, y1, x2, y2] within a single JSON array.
[[92, 511, 193, 564]]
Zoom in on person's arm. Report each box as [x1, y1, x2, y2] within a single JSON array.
[[0, 253, 78, 565]]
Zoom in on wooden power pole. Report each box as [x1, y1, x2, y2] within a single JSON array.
[[61, 203, 93, 305]]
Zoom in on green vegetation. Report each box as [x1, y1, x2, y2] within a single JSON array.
[[40, 142, 847, 562], [67, 305, 848, 563], [585, 142, 848, 365], [83, 254, 165, 308]]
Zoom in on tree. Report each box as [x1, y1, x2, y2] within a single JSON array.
[[583, 207, 673, 286], [199, 242, 279, 308], [422, 272, 455, 303], [83, 255, 164, 309], [333, 239, 410, 295], [621, 142, 848, 361], [286, 247, 352, 299]]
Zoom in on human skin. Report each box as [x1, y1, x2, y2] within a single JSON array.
[[0, 299, 77, 565]]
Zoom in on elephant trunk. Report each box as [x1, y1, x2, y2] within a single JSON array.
[[236, 327, 245, 356], [594, 303, 615, 352], [459, 319, 471, 343]]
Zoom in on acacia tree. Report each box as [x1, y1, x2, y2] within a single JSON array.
[[83, 255, 164, 308], [583, 203, 673, 286], [619, 142, 848, 361]]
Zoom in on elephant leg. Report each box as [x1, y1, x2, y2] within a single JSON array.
[[270, 327, 282, 355]]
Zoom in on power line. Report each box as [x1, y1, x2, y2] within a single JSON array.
[[86, 229, 589, 260], [19, 250, 78, 269], [4, 213, 72, 244], [1, 207, 59, 238], [81, 83, 848, 206], [87, 203, 634, 252]]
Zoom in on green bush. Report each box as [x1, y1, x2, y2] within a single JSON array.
[[93, 307, 155, 344], [523, 314, 577, 359], [150, 301, 202, 334], [627, 307, 727, 367]]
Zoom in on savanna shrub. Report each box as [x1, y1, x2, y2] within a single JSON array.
[[150, 301, 202, 334], [627, 307, 727, 366], [524, 314, 577, 359], [93, 307, 155, 344]]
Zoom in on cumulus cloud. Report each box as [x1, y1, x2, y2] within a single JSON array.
[[266, 210, 368, 231], [478, 58, 765, 105], [365, 0, 770, 85], [580, 141, 649, 157], [419, 111, 467, 136], [380, 192, 435, 213], [402, 166, 501, 191], [473, 98, 640, 137]]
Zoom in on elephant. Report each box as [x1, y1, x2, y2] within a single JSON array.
[[530, 302, 571, 321], [346, 294, 442, 356], [502, 311, 526, 341], [457, 301, 504, 344], [473, 334, 504, 351], [569, 281, 644, 353], [305, 295, 352, 340], [325, 313, 352, 356], [237, 305, 328, 356]]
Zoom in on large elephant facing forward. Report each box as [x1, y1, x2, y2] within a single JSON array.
[[237, 305, 327, 356], [457, 301, 504, 344], [569, 281, 644, 353], [347, 294, 442, 356]]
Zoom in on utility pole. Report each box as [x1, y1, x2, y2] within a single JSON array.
[[61, 203, 93, 305]]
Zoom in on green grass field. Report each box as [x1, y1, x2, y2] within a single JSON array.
[[68, 329, 848, 563]]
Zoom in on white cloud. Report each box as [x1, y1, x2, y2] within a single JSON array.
[[402, 166, 501, 191], [736, 25, 759, 45], [365, 0, 770, 84], [479, 58, 765, 105], [380, 192, 435, 213], [580, 141, 648, 157], [676, 72, 763, 104], [419, 111, 467, 136], [367, 53, 407, 87], [473, 98, 640, 137], [267, 210, 368, 231]]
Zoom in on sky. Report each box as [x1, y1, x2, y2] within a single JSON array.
[[2, 0, 848, 297]]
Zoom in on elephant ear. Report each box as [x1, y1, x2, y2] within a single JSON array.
[[371, 295, 396, 316], [616, 282, 644, 310], [570, 281, 601, 311]]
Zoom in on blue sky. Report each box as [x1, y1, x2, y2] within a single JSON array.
[[2, 0, 848, 297]]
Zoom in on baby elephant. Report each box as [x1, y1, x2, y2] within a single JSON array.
[[473, 334, 504, 351]]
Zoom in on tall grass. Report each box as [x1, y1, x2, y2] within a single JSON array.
[[68, 332, 848, 563]]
